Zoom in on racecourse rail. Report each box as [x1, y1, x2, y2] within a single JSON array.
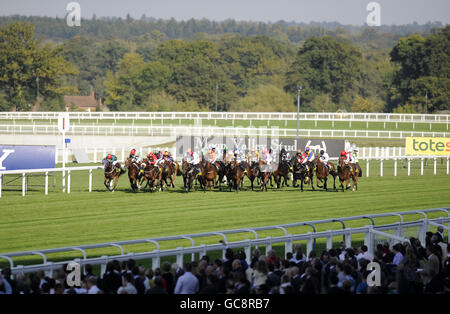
[[1, 124, 450, 139], [0, 208, 448, 277], [1, 111, 449, 124], [0, 156, 448, 198]]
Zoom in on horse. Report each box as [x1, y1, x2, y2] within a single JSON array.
[[257, 159, 273, 191], [213, 159, 227, 187], [314, 157, 331, 191], [227, 159, 246, 192], [198, 155, 218, 192], [182, 160, 199, 193], [124, 157, 142, 192], [290, 156, 309, 192], [273, 157, 291, 189], [141, 159, 162, 192], [244, 160, 260, 191], [103, 160, 125, 191], [337, 156, 358, 192]]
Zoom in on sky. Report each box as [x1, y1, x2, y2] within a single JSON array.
[[0, 0, 449, 25]]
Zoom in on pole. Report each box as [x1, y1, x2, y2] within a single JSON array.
[[296, 86, 302, 143], [215, 83, 218, 112], [62, 132, 66, 192]]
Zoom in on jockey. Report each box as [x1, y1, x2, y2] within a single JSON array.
[[102, 153, 119, 170], [155, 150, 165, 165], [247, 148, 260, 164], [341, 149, 354, 172], [280, 148, 290, 162], [207, 146, 217, 163], [184, 148, 193, 162], [147, 152, 157, 165], [129, 148, 144, 174], [319, 149, 330, 170], [305, 147, 315, 162], [163, 151, 174, 163], [295, 148, 302, 159], [234, 147, 244, 163]]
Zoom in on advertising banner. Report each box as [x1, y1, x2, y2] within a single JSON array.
[[176, 136, 345, 160], [0, 145, 56, 171], [405, 137, 450, 156]]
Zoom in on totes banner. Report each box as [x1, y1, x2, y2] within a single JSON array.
[[0, 145, 56, 171], [405, 137, 450, 156], [176, 136, 345, 159]]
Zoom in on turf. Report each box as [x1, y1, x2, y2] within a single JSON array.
[[0, 161, 449, 268]]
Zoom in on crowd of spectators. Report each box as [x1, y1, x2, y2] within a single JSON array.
[[1, 227, 449, 295]]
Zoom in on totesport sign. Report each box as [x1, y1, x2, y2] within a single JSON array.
[[405, 137, 450, 156]]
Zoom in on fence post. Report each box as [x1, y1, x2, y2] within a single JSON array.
[[380, 159, 383, 177], [433, 157, 437, 175], [67, 170, 71, 194], [245, 240, 252, 265], [176, 247, 184, 267], [152, 253, 161, 271], [285, 235, 293, 255], [22, 172, 26, 196], [418, 220, 427, 246], [45, 171, 49, 195], [100, 256, 108, 276], [366, 159, 370, 177], [89, 169, 93, 192], [447, 157, 449, 175], [306, 233, 313, 258], [364, 227, 374, 256], [345, 229, 352, 249], [408, 158, 411, 176], [394, 158, 397, 177], [326, 231, 333, 250], [44, 262, 54, 278], [395, 223, 403, 238], [421, 158, 424, 176]]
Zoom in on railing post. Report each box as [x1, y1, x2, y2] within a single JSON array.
[[447, 157, 449, 175], [394, 158, 397, 177], [152, 253, 161, 271], [364, 227, 374, 256], [89, 169, 93, 192], [44, 261, 54, 278], [285, 235, 293, 255], [45, 171, 49, 195], [421, 158, 424, 176], [380, 159, 383, 177], [326, 231, 333, 250], [433, 157, 436, 175], [67, 170, 71, 194], [366, 159, 369, 177], [176, 247, 184, 267], [395, 223, 403, 238], [245, 240, 252, 265], [345, 229, 352, 249], [418, 220, 427, 246], [22, 172, 26, 196], [100, 256, 108, 276], [306, 233, 313, 257], [408, 158, 411, 176]]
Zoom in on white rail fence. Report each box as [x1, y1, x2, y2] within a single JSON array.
[[1, 111, 449, 124], [0, 208, 448, 277], [0, 156, 448, 198], [1, 124, 450, 139]]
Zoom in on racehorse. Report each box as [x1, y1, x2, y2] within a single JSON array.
[[103, 160, 125, 191], [198, 155, 218, 192], [290, 156, 309, 192], [181, 160, 199, 193], [258, 159, 273, 191], [213, 160, 227, 187], [314, 157, 333, 191], [124, 157, 142, 192], [244, 160, 260, 191], [337, 156, 358, 192], [141, 159, 162, 192], [227, 159, 246, 192], [273, 157, 291, 189]]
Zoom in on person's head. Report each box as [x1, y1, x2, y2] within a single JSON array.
[[162, 261, 171, 273], [87, 276, 97, 289], [225, 248, 234, 261], [123, 273, 134, 286], [342, 280, 352, 292], [232, 259, 241, 271], [329, 274, 339, 286], [257, 260, 268, 275], [320, 150, 324, 155], [437, 226, 444, 234], [154, 276, 164, 288], [430, 234, 439, 244], [361, 245, 368, 253], [184, 262, 193, 273], [393, 243, 402, 253]]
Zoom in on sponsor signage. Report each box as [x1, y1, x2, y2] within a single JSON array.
[[0, 145, 56, 171], [405, 137, 450, 156], [176, 136, 345, 159]]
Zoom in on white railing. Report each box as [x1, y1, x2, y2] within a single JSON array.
[[1, 111, 449, 124], [1, 124, 450, 138], [0, 166, 103, 198], [1, 208, 448, 277]]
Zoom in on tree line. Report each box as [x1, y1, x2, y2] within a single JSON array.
[[0, 18, 448, 113]]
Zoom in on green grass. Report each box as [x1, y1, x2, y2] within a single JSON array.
[[0, 161, 449, 268]]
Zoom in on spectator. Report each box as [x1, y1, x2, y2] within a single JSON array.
[[87, 277, 101, 294], [435, 226, 445, 243], [252, 260, 268, 291], [199, 274, 219, 294], [356, 270, 370, 294], [117, 273, 137, 294], [174, 263, 199, 294], [420, 245, 441, 290], [161, 261, 174, 293], [393, 244, 404, 266], [0, 273, 12, 294], [147, 276, 168, 294], [102, 261, 122, 294], [327, 274, 344, 294], [357, 245, 374, 262], [234, 272, 250, 294], [131, 266, 146, 294]]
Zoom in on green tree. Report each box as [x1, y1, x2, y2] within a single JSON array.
[[308, 94, 338, 112], [0, 22, 77, 111], [229, 84, 295, 112], [285, 36, 362, 106]]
